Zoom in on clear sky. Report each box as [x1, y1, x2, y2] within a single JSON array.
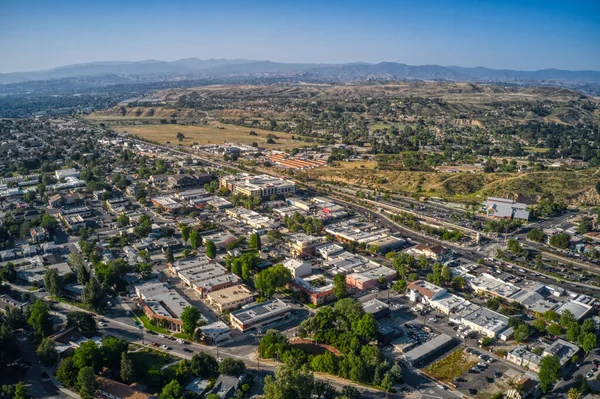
[[1, 0, 599, 73]]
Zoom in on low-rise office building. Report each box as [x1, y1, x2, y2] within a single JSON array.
[[229, 299, 291, 332], [206, 285, 255, 313], [460, 307, 509, 338], [168, 257, 240, 296], [134, 281, 194, 332], [201, 321, 232, 343]]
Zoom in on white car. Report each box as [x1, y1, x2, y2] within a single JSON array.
[[98, 322, 107, 327], [160, 345, 170, 350], [176, 338, 184, 344]]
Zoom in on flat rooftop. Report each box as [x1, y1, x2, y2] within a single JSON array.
[[230, 298, 291, 324]]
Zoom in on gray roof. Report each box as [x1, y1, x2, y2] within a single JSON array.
[[403, 334, 453, 365]]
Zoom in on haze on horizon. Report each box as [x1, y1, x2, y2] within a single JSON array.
[[1, 0, 599, 74]]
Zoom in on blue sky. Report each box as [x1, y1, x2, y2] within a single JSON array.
[[1, 0, 599, 73]]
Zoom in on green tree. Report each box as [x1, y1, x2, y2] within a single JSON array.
[[546, 323, 563, 336], [205, 240, 217, 259], [117, 214, 130, 227], [120, 353, 135, 384], [355, 314, 378, 342], [77, 367, 97, 399], [73, 341, 100, 371], [56, 357, 78, 387], [538, 355, 560, 392], [254, 264, 292, 299], [532, 318, 546, 332], [180, 224, 190, 244], [44, 268, 63, 298], [40, 213, 58, 231], [581, 333, 597, 353], [560, 310, 576, 328], [527, 228, 545, 242], [67, 311, 98, 336], [248, 233, 261, 251], [263, 364, 314, 399], [514, 323, 530, 343], [190, 352, 218, 378], [69, 252, 89, 284], [82, 277, 103, 311], [13, 382, 30, 399], [27, 299, 53, 338], [36, 338, 58, 366], [189, 229, 202, 250], [218, 358, 246, 376], [549, 232, 570, 249], [333, 273, 347, 299], [160, 380, 183, 399], [392, 279, 407, 293], [101, 336, 129, 370], [165, 247, 174, 263], [258, 329, 290, 359], [507, 239, 522, 254], [180, 306, 201, 337]]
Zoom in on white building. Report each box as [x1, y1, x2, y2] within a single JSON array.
[[283, 258, 312, 278]]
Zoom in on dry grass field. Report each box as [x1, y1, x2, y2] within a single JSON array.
[[116, 122, 300, 149], [309, 165, 600, 204]]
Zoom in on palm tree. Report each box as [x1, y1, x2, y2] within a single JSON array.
[[568, 388, 581, 399]]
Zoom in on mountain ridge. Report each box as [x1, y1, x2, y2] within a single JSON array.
[[1, 58, 599, 87]]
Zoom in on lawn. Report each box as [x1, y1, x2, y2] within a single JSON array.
[[129, 348, 177, 370], [135, 313, 170, 335], [426, 349, 476, 383], [114, 122, 300, 149]]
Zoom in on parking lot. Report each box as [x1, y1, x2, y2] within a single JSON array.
[[457, 355, 522, 399]]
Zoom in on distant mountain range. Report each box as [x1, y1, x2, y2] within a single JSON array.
[[1, 58, 600, 89]]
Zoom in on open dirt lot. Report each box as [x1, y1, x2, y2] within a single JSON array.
[[114, 122, 300, 149]]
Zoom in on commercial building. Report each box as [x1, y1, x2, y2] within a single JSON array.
[[507, 345, 543, 372], [324, 218, 405, 252], [219, 173, 296, 198], [283, 258, 312, 278], [229, 299, 291, 332], [134, 281, 194, 332], [168, 257, 240, 296], [407, 280, 448, 303], [346, 263, 397, 290], [412, 244, 447, 260], [288, 233, 325, 257], [403, 334, 455, 367], [482, 197, 530, 221], [460, 307, 509, 338], [200, 321, 232, 343], [291, 274, 336, 306], [315, 243, 345, 259], [174, 189, 211, 202], [206, 285, 255, 313], [135, 280, 192, 332], [362, 298, 390, 320], [55, 168, 79, 180], [555, 296, 594, 321], [201, 231, 236, 250], [150, 196, 183, 212]]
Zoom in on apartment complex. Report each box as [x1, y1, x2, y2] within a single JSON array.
[[219, 173, 296, 198]]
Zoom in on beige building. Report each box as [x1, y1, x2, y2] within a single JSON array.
[[207, 285, 255, 313]]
